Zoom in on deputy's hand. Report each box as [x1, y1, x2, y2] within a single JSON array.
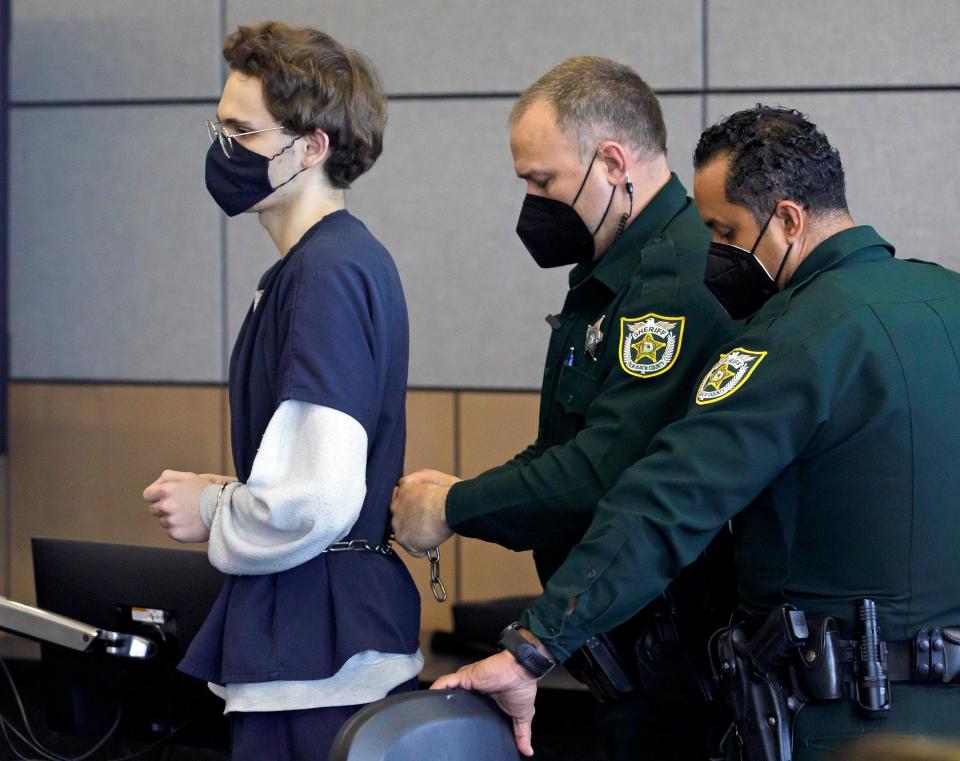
[[431, 650, 538, 757], [390, 481, 454, 552], [197, 473, 236, 486], [400, 469, 462, 488], [143, 470, 211, 543]]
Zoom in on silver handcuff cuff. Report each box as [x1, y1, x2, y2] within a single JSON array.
[[425, 546, 448, 603], [326, 539, 448, 603]]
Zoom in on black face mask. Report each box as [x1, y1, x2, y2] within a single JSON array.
[[205, 136, 305, 217], [515, 153, 616, 268], [704, 207, 793, 319]]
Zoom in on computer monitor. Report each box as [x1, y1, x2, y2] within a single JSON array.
[[32, 537, 227, 745]]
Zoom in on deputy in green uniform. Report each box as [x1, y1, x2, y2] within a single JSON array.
[[391, 57, 734, 759], [431, 105, 960, 760]]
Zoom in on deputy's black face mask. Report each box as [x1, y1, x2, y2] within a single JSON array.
[[515, 153, 615, 268], [704, 208, 792, 319], [704, 243, 778, 319], [205, 136, 303, 217]]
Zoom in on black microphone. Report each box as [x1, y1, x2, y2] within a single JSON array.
[[615, 173, 634, 240]]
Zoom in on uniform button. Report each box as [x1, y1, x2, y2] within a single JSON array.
[[587, 569, 597, 579], [651, 236, 661, 244], [548, 626, 558, 635], [567, 394, 574, 404], [545, 367, 552, 376]]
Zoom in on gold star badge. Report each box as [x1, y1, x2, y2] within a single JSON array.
[[619, 314, 685, 378], [632, 331, 667, 364], [704, 362, 736, 392], [696, 348, 768, 405]]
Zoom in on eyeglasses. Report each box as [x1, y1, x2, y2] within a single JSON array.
[[206, 119, 284, 158]]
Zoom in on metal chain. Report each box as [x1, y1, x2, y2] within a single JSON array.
[[325, 539, 394, 556], [426, 546, 448, 603]]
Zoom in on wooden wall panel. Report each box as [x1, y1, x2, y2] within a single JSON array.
[[457, 392, 540, 479], [8, 383, 224, 602], [457, 392, 542, 601], [401, 390, 457, 631], [404, 391, 456, 475], [6, 385, 546, 625]]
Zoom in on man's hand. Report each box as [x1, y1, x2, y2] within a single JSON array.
[[400, 469, 461, 488], [390, 480, 456, 552], [431, 650, 538, 757], [142, 469, 212, 543]]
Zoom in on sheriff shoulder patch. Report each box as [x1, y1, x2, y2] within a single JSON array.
[[695, 348, 767, 405], [619, 314, 685, 378]]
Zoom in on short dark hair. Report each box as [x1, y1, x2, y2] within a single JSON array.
[[511, 56, 667, 160], [693, 105, 847, 223], [223, 21, 386, 189]]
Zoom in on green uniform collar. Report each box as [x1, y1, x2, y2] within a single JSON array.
[[788, 225, 895, 288], [569, 173, 688, 293]]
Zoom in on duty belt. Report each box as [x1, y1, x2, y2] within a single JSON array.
[[798, 619, 960, 704], [711, 601, 960, 761]]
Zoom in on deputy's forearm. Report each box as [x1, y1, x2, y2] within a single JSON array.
[[445, 442, 603, 550]]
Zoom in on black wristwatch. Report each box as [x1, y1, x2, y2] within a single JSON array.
[[498, 622, 556, 679]]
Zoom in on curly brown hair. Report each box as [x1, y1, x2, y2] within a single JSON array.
[[223, 21, 386, 189]]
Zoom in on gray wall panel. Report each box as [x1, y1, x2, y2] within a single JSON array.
[[11, 1, 222, 101], [226, 96, 703, 389], [20, 3, 954, 390], [10, 106, 224, 381], [709, 0, 960, 88], [661, 97, 706, 185], [706, 93, 960, 271], [227, 0, 703, 93]]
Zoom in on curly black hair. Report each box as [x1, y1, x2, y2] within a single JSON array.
[[693, 105, 847, 224]]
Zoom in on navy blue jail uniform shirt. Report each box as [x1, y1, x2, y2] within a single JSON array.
[[180, 210, 421, 685]]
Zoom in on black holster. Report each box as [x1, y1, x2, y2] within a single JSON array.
[[564, 590, 723, 705], [712, 606, 809, 761], [564, 529, 735, 706], [563, 631, 635, 702]]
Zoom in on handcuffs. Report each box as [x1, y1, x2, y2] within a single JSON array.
[[396, 540, 448, 603]]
